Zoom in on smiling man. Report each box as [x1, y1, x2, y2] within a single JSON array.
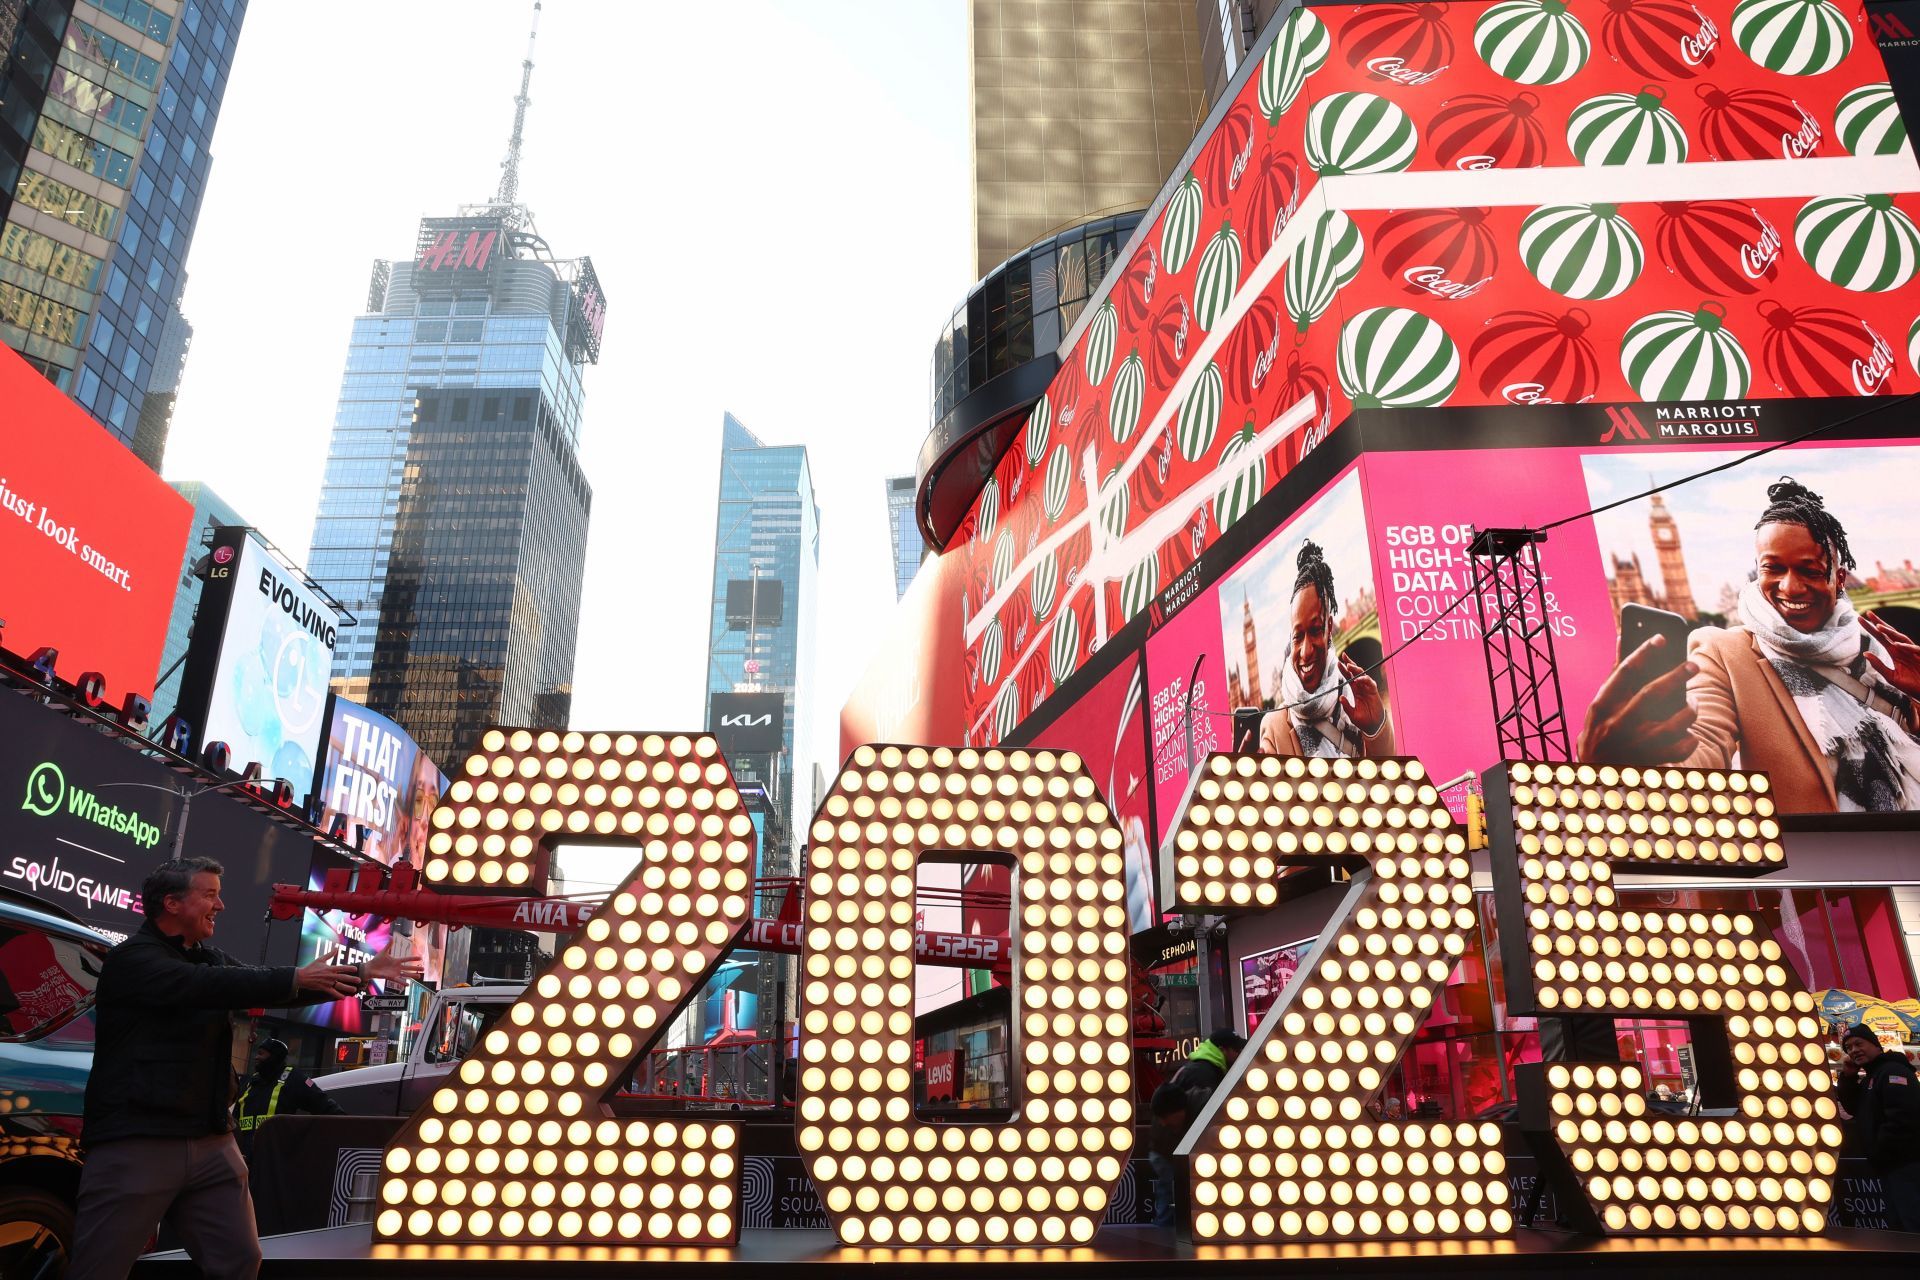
[[68, 856, 422, 1280]]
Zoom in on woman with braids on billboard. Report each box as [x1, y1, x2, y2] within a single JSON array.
[[1581, 478, 1920, 812], [1257, 541, 1395, 757]]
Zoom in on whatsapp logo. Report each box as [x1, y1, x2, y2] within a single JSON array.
[[22, 762, 64, 817]]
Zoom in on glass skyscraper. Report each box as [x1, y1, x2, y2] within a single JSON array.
[[886, 473, 925, 599], [0, 0, 245, 466], [307, 216, 604, 766], [705, 413, 819, 870]]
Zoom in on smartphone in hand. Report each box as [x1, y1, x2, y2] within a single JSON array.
[[1616, 603, 1691, 716]]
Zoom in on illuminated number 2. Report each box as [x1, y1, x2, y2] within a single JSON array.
[[1162, 753, 1512, 1243], [797, 745, 1136, 1247], [376, 729, 756, 1245], [1487, 761, 1841, 1235]]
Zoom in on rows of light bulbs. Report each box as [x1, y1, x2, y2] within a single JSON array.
[[1498, 762, 1838, 1235], [1165, 753, 1513, 1242], [377, 730, 755, 1245], [795, 744, 1135, 1248]]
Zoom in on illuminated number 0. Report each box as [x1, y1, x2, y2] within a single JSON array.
[[376, 729, 756, 1245], [797, 744, 1136, 1247], [1487, 761, 1840, 1235], [1162, 752, 1512, 1243]]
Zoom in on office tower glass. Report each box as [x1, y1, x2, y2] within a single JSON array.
[[886, 473, 925, 599]]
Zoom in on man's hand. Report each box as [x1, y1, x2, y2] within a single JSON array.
[[1336, 652, 1386, 735], [1862, 612, 1920, 702], [365, 939, 426, 985], [1577, 635, 1698, 765], [295, 959, 362, 998]]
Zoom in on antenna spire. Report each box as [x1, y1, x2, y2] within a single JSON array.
[[493, 1, 541, 221]]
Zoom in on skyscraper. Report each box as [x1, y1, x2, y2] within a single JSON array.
[[885, 474, 925, 599], [969, 0, 1209, 275], [0, 0, 246, 465], [307, 7, 605, 764], [705, 413, 819, 871]]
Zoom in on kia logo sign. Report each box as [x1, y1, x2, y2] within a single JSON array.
[[709, 692, 784, 754]]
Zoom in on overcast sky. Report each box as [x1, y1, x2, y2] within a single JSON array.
[[162, 0, 972, 825]]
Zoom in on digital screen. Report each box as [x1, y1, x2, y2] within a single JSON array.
[[311, 695, 447, 867], [1241, 941, 1311, 1033], [197, 531, 338, 784], [285, 850, 446, 1033], [0, 345, 192, 696], [709, 691, 785, 756]]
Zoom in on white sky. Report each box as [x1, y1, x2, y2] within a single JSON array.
[[162, 0, 972, 846]]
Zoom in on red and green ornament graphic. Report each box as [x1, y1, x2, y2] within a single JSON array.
[[1213, 422, 1268, 534], [1024, 394, 1051, 468], [1097, 469, 1128, 543], [1755, 300, 1896, 396], [1429, 92, 1549, 170], [1601, 0, 1719, 78], [1285, 210, 1365, 330], [1115, 245, 1159, 330], [1376, 206, 1498, 299], [1731, 0, 1852, 75], [1305, 92, 1419, 175], [1567, 87, 1689, 164], [978, 619, 1004, 686], [1474, 0, 1592, 85], [1519, 203, 1645, 299], [1260, 7, 1331, 124], [991, 530, 1016, 593], [1225, 295, 1285, 399], [1043, 444, 1073, 522], [1469, 308, 1601, 403], [1194, 221, 1245, 333], [992, 681, 1021, 744], [1620, 302, 1752, 399], [1653, 201, 1780, 296], [1162, 173, 1205, 274], [1200, 102, 1258, 205], [973, 476, 1000, 548], [1049, 607, 1082, 686], [1795, 194, 1920, 292], [1836, 84, 1908, 156], [1177, 361, 1224, 462], [1245, 148, 1303, 259], [1908, 315, 1920, 376], [1340, 3, 1456, 80], [1120, 555, 1160, 624], [1338, 307, 1461, 407], [1084, 299, 1119, 384], [1276, 350, 1335, 440], [1109, 351, 1146, 444], [1030, 550, 1058, 621], [1695, 86, 1822, 161], [1147, 294, 1194, 391]]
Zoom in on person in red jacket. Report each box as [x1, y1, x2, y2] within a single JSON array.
[[68, 857, 420, 1280]]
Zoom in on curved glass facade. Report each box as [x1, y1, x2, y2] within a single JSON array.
[[929, 210, 1143, 430]]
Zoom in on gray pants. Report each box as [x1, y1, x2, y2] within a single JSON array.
[[68, 1134, 261, 1280]]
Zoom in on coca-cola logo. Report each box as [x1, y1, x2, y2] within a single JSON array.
[[1142, 249, 1159, 307], [1782, 101, 1822, 159], [1680, 6, 1719, 64], [1366, 56, 1447, 85], [1741, 209, 1782, 278], [1502, 382, 1595, 406], [1229, 133, 1255, 192], [1170, 299, 1191, 365], [1157, 431, 1172, 482], [1250, 327, 1284, 391], [1852, 322, 1896, 394], [1453, 154, 1497, 171], [1271, 181, 1303, 243], [1403, 265, 1492, 299]]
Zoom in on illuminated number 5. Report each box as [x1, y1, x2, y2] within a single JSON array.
[[1162, 753, 1511, 1243], [797, 744, 1136, 1247], [1486, 762, 1841, 1235], [376, 729, 756, 1245]]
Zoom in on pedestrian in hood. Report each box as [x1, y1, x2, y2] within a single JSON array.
[[1147, 1030, 1248, 1232]]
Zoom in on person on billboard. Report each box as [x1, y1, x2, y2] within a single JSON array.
[[69, 856, 421, 1280], [234, 1037, 343, 1158], [1258, 542, 1394, 757], [1580, 479, 1920, 812], [1836, 1025, 1920, 1229]]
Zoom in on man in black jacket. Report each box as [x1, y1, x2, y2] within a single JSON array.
[[68, 857, 420, 1280], [1146, 1029, 1247, 1231], [235, 1037, 343, 1158], [1839, 1025, 1920, 1230]]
